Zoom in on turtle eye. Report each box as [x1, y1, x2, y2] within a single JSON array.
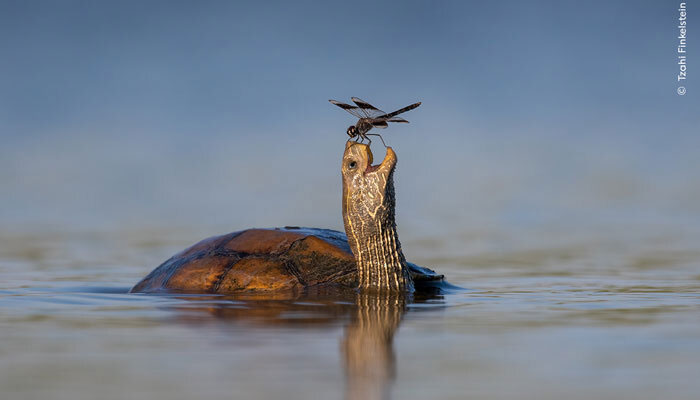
[[348, 161, 357, 169]]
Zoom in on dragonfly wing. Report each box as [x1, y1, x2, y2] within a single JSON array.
[[351, 97, 387, 119], [370, 120, 388, 129], [329, 99, 366, 119], [387, 117, 409, 123], [381, 102, 421, 119]]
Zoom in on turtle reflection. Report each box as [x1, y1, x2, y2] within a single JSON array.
[[343, 293, 406, 400], [164, 289, 445, 400]]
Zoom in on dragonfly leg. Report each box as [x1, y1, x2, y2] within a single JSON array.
[[365, 133, 387, 148], [357, 132, 371, 145]]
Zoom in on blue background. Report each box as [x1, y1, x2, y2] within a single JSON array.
[[1, 0, 697, 233]]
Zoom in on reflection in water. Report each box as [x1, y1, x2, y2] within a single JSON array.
[[342, 293, 406, 400], [163, 289, 442, 400]]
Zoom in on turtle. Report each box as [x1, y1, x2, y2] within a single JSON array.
[[131, 141, 447, 294]]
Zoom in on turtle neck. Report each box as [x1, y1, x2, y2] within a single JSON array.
[[341, 144, 413, 292]]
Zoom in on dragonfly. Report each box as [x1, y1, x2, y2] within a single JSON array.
[[329, 97, 421, 146]]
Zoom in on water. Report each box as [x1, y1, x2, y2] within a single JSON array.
[[1, 224, 698, 400], [2, 0, 698, 398]]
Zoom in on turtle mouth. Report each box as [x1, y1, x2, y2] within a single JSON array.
[[365, 146, 395, 174], [365, 163, 380, 173], [344, 142, 396, 175]]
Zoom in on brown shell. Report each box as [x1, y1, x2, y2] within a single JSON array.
[[131, 227, 445, 294], [130, 227, 358, 293]]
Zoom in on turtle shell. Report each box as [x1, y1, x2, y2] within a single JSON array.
[[130, 227, 443, 294]]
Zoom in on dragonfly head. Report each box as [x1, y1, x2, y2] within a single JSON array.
[[347, 125, 358, 138]]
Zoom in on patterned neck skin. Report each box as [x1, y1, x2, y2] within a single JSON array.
[[341, 142, 414, 292]]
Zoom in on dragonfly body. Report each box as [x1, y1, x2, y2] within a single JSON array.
[[330, 97, 421, 146], [352, 118, 375, 137]]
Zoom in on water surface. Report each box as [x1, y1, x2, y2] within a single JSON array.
[[1, 225, 699, 400]]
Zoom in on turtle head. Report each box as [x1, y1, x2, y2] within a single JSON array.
[[341, 142, 397, 211], [341, 142, 410, 292]]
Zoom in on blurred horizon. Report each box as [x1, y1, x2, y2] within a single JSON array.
[[1, 0, 697, 234]]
